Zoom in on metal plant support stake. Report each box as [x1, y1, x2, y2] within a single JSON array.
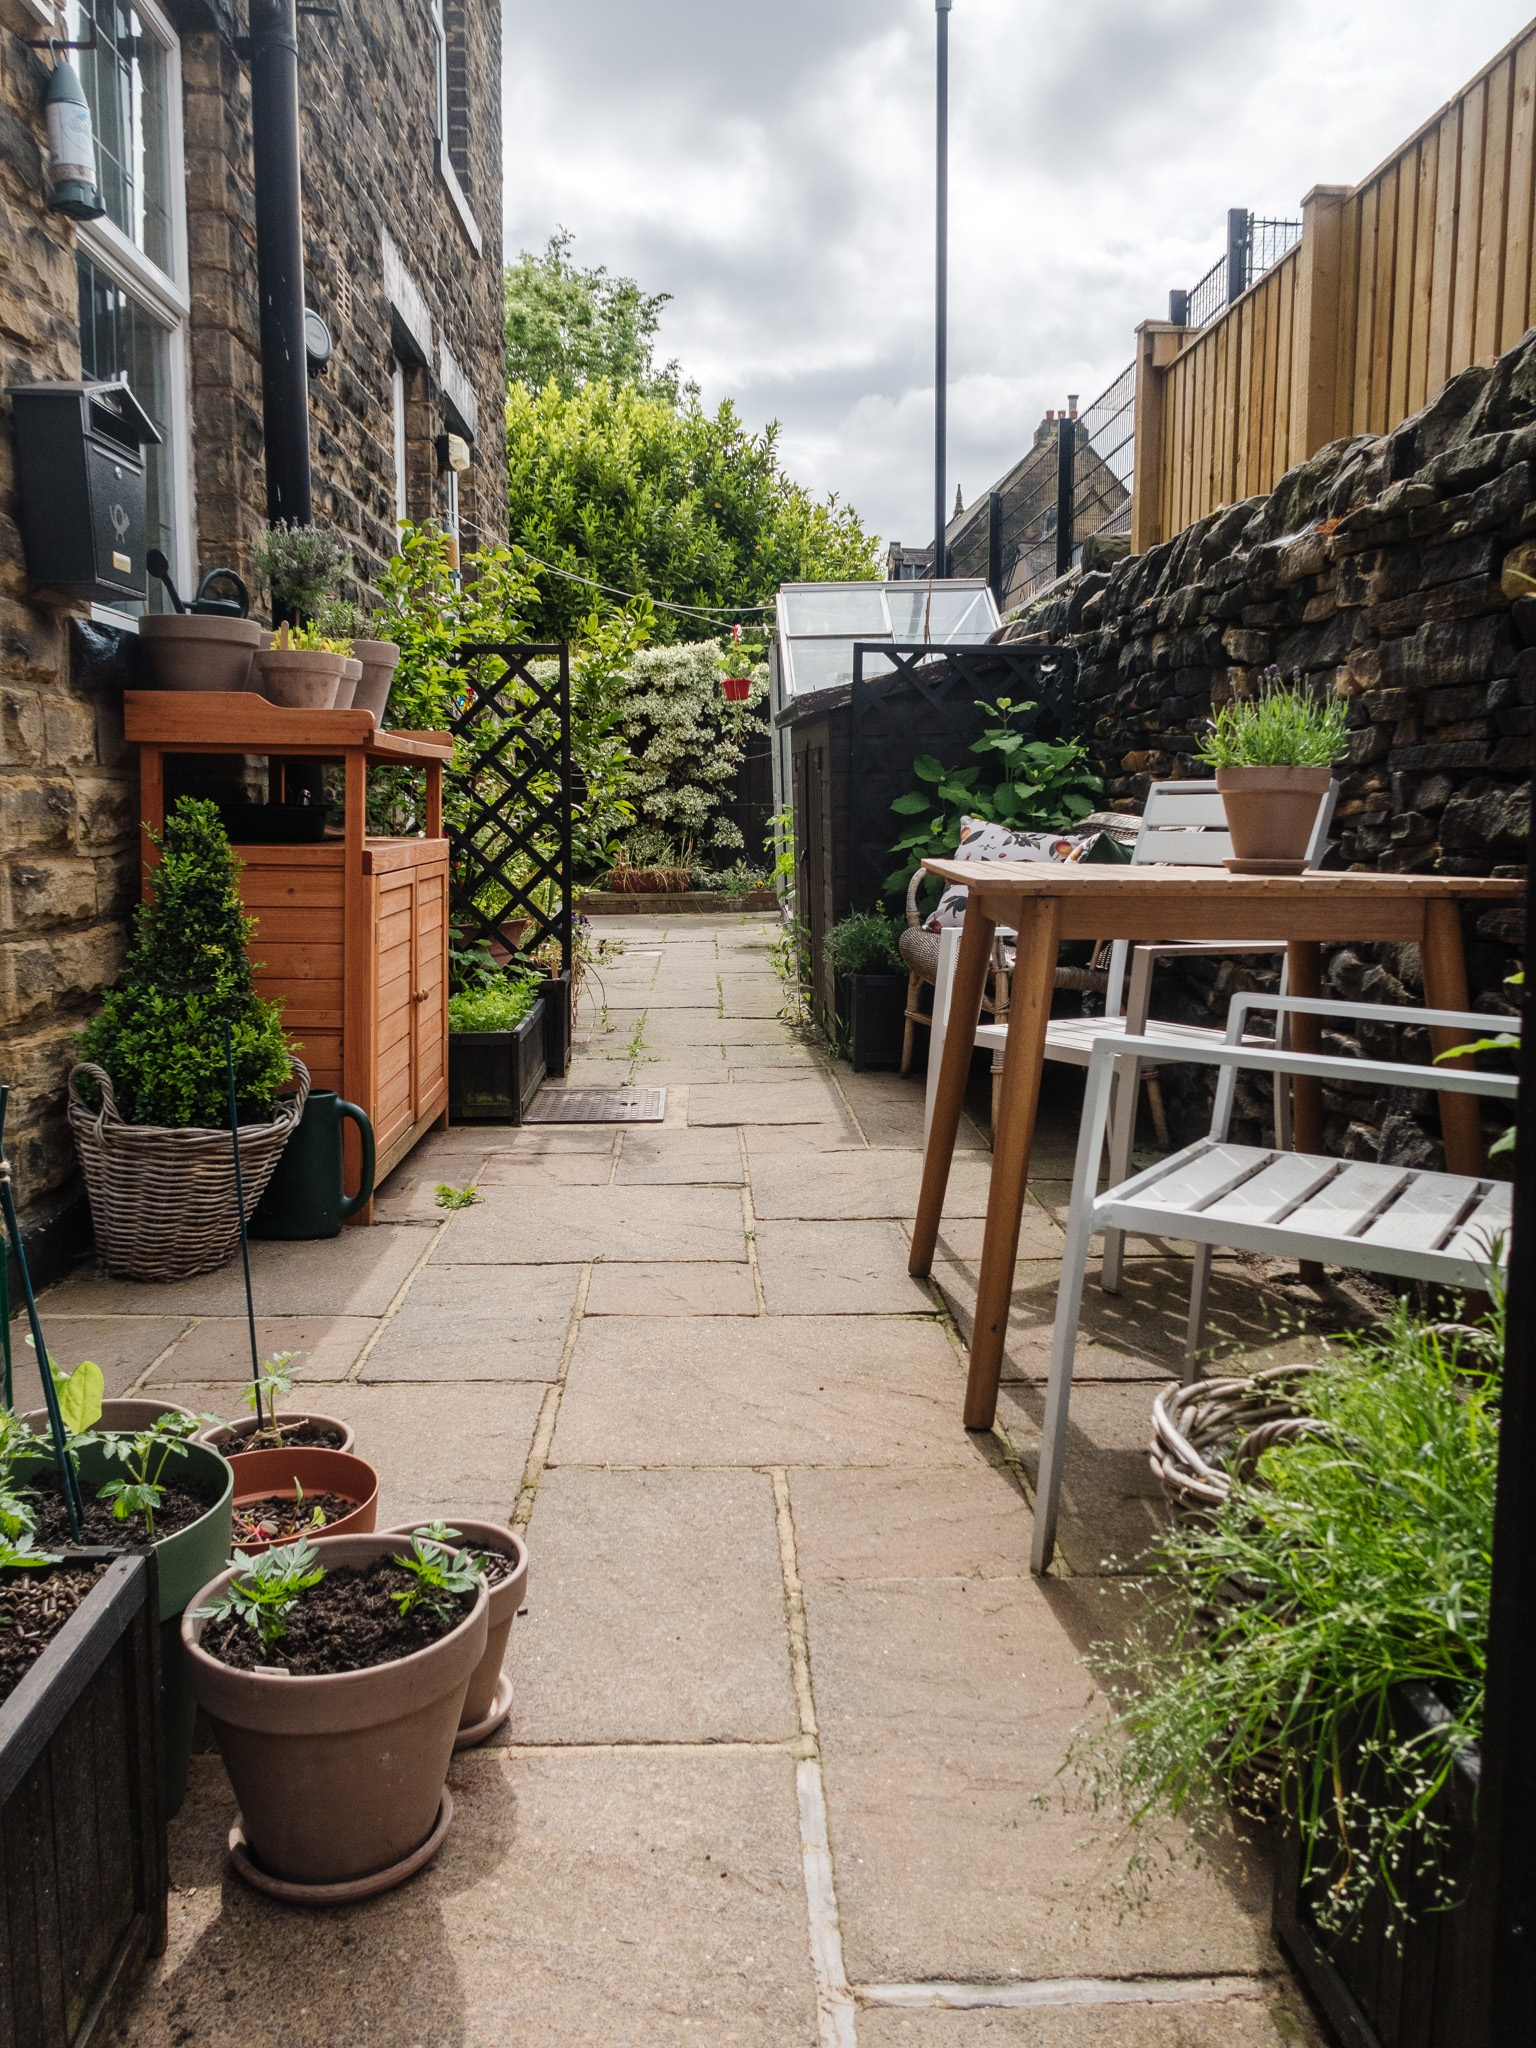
[[446, 642, 573, 975], [221, 1021, 266, 1432], [0, 1084, 83, 1537]]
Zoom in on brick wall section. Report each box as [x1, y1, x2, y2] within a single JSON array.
[[1008, 328, 1533, 1165], [0, 1, 506, 1240]]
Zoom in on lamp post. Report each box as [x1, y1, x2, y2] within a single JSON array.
[[934, 0, 951, 579]]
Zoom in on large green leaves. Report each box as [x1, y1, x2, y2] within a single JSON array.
[[53, 1359, 104, 1437]]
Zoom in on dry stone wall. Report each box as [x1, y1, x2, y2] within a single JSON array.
[[1009, 329, 1534, 1165]]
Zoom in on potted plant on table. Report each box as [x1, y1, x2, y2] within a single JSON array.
[[828, 911, 908, 1071], [447, 973, 547, 1124], [69, 798, 308, 1282], [1196, 667, 1348, 871], [184, 1530, 488, 1899]]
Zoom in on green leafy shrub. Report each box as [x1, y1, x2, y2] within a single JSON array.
[[828, 910, 903, 975], [1071, 1302, 1500, 1933], [610, 640, 767, 856], [76, 798, 293, 1127], [885, 697, 1101, 900], [447, 977, 539, 1034], [1197, 667, 1350, 768]]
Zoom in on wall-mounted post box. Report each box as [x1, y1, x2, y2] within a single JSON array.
[[5, 380, 162, 604]]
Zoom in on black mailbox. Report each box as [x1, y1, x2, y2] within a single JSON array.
[[6, 380, 162, 604]]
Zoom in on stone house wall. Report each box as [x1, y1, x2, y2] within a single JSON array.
[[0, 0, 505, 1255], [1008, 327, 1533, 1166]]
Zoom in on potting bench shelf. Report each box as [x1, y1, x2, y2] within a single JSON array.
[[125, 692, 455, 1221]]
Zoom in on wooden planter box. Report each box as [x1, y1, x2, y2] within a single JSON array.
[[448, 1000, 547, 1123], [1273, 1683, 1479, 2048], [1, 1552, 167, 2048], [843, 972, 908, 1072]]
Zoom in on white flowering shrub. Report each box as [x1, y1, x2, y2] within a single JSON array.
[[614, 640, 768, 854]]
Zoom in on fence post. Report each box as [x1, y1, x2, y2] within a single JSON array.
[[1130, 320, 1185, 555], [1292, 184, 1351, 458], [1225, 207, 1250, 306], [1054, 417, 1075, 578]]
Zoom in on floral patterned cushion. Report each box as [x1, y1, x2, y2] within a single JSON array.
[[922, 816, 1101, 931]]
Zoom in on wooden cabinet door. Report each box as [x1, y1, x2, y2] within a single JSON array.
[[373, 868, 418, 1161], [412, 859, 448, 1121]]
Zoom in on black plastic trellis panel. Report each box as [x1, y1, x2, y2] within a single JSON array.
[[847, 639, 1079, 915], [446, 642, 573, 975]]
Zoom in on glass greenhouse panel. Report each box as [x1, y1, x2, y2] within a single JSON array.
[[781, 589, 888, 636]]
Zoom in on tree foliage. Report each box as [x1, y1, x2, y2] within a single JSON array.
[[504, 230, 681, 402]]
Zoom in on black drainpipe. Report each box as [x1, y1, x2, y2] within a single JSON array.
[[249, 0, 312, 532]]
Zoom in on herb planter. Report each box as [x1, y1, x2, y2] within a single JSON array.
[[16, 1437, 234, 1821], [1273, 1683, 1479, 2048], [198, 1412, 356, 1458], [844, 972, 908, 1072], [348, 638, 400, 724], [1215, 764, 1333, 872], [1, 1552, 167, 2048], [448, 997, 546, 1124], [227, 1446, 378, 1555], [183, 1533, 488, 1898], [252, 646, 345, 710], [385, 1518, 528, 1747]]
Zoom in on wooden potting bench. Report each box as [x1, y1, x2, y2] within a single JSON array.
[[125, 691, 454, 1223]]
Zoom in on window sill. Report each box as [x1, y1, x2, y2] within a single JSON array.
[[90, 604, 139, 633], [435, 147, 483, 257]]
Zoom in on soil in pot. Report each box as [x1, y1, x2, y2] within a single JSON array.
[[0, 1560, 111, 1704], [30, 1473, 219, 1546], [227, 1421, 347, 1455], [225, 1445, 378, 1555], [200, 1556, 476, 1676], [232, 1490, 359, 1546]]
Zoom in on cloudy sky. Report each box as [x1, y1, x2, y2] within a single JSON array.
[[501, 0, 1535, 553]]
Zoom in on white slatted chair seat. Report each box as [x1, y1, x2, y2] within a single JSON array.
[[1029, 993, 1519, 1574]]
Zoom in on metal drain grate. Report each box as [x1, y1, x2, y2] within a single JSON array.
[[524, 1088, 667, 1124]]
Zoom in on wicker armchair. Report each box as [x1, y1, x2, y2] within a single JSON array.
[[897, 812, 1139, 1078]]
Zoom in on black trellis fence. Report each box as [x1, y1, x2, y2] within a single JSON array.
[[847, 639, 1079, 914], [445, 641, 573, 974]]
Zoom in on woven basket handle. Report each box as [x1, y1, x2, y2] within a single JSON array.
[[68, 1062, 121, 1137], [284, 1057, 312, 1122]]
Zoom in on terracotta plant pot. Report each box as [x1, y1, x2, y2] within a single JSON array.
[[198, 1410, 357, 1458], [21, 1395, 196, 1436], [384, 1517, 528, 1746], [139, 614, 260, 692], [333, 655, 363, 710], [1215, 765, 1334, 872], [253, 647, 346, 709], [227, 1445, 378, 1555], [183, 1532, 488, 1894], [349, 638, 401, 724]]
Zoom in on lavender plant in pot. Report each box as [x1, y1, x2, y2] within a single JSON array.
[[1196, 668, 1348, 872], [185, 1530, 488, 1898]]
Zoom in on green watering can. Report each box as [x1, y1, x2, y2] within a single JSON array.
[[250, 1090, 375, 1240]]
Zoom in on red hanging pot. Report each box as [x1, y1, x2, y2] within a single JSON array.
[[721, 676, 751, 702]]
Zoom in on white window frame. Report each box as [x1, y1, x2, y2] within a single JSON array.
[[70, 0, 194, 621], [430, 0, 482, 255], [392, 362, 409, 533]]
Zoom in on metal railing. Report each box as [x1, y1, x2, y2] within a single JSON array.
[[1171, 208, 1301, 330]]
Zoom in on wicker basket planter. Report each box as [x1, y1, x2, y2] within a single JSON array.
[[1149, 1363, 1328, 1518], [68, 1058, 310, 1282]]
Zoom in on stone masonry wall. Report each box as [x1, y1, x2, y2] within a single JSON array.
[[0, 0, 506, 1246], [1009, 327, 1534, 1166]]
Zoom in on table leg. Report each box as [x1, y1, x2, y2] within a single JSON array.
[[963, 895, 1061, 1432], [910, 899, 996, 1277], [1421, 899, 1484, 1176], [1287, 941, 1324, 1153]]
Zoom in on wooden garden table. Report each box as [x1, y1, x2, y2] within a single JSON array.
[[907, 859, 1525, 1431]]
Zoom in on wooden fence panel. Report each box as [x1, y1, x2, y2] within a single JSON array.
[[1138, 21, 1536, 542]]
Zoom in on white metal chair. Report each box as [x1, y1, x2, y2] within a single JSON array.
[[923, 779, 1340, 1287], [1029, 992, 1519, 1572]]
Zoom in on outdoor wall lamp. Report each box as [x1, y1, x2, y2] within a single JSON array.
[[39, 38, 105, 220], [436, 433, 471, 474]]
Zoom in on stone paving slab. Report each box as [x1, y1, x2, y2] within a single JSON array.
[[614, 1129, 744, 1185], [687, 1080, 848, 1125], [144, 1314, 376, 1385], [791, 1467, 1034, 1584], [585, 1262, 759, 1316], [994, 1381, 1170, 1572], [37, 1226, 438, 1319], [126, 1749, 818, 2048], [507, 1468, 798, 1743], [554, 1315, 983, 1468], [807, 1574, 1274, 1986], [749, 1148, 997, 1221], [755, 1220, 937, 1316], [312, 1380, 547, 1528], [856, 1997, 1319, 2044], [638, 1015, 797, 1045], [430, 1185, 747, 1264], [473, 1150, 616, 1187], [8, 1313, 190, 1401]]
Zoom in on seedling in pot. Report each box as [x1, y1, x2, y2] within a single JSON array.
[[96, 1412, 202, 1538], [194, 1539, 325, 1654], [391, 1533, 482, 1622]]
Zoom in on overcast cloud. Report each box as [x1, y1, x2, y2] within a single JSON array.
[[502, 1, 1536, 552]]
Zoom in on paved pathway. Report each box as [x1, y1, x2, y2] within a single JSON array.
[[24, 916, 1322, 2046]]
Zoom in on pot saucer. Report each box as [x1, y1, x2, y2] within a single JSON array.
[[228, 1788, 453, 1902], [1222, 856, 1307, 875], [454, 1668, 514, 1750]]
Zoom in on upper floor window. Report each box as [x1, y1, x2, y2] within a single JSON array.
[[430, 0, 481, 254], [67, 1, 173, 275]]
